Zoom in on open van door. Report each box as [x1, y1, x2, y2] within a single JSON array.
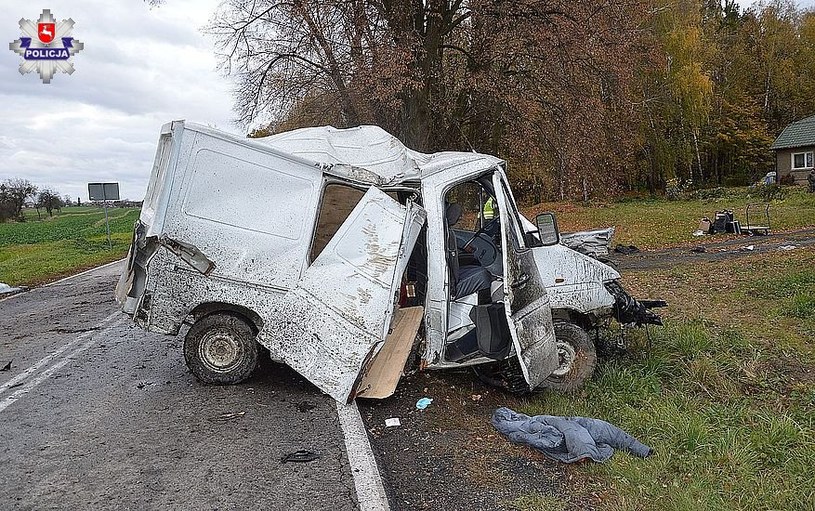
[[257, 187, 426, 403], [492, 173, 559, 389]]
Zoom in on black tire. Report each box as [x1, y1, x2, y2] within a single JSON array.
[[539, 321, 596, 391], [184, 313, 258, 385]]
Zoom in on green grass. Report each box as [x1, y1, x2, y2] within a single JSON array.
[[521, 186, 815, 249], [518, 248, 815, 511], [0, 206, 138, 286]]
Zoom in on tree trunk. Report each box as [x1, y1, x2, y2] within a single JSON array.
[[692, 128, 704, 184]]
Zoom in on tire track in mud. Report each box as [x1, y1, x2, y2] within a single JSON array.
[[610, 228, 815, 271]]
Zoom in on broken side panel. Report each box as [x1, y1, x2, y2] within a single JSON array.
[[257, 187, 426, 403]]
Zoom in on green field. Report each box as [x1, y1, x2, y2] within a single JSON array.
[[0, 206, 139, 287]]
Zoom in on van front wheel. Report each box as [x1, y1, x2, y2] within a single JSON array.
[[184, 313, 258, 385], [538, 321, 596, 392]]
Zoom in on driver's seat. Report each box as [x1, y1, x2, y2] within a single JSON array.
[[446, 203, 493, 300]]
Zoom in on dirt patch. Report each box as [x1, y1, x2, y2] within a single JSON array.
[[609, 228, 815, 271], [358, 369, 585, 511]]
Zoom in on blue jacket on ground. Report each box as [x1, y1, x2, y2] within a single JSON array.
[[491, 407, 653, 463]]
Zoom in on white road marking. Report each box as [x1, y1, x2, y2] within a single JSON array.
[[336, 401, 391, 511], [0, 312, 122, 409], [0, 259, 125, 303], [44, 259, 125, 287]]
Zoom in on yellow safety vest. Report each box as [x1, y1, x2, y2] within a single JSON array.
[[482, 197, 495, 220]]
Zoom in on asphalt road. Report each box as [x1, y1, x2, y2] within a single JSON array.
[[0, 262, 367, 510]]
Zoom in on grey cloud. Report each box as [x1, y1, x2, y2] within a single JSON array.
[[1, 0, 239, 202]]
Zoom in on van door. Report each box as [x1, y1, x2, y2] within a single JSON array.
[[257, 187, 426, 403], [492, 173, 559, 389]]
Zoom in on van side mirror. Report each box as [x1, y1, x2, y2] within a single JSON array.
[[535, 212, 560, 246]]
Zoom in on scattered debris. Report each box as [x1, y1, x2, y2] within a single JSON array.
[[778, 245, 797, 251], [207, 411, 246, 423], [280, 450, 321, 463], [614, 244, 640, 255], [1, 360, 12, 371], [698, 217, 712, 234], [690, 246, 707, 254], [712, 210, 737, 234], [385, 417, 401, 427], [698, 205, 771, 236], [135, 381, 155, 389], [739, 245, 755, 252], [0, 283, 22, 295], [416, 397, 433, 410], [491, 407, 653, 463], [470, 394, 483, 402]]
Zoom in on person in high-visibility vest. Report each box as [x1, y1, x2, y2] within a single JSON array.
[[482, 196, 495, 220]]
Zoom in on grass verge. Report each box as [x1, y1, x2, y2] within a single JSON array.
[[517, 247, 815, 510]]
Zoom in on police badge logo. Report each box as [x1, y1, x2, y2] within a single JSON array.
[[8, 9, 84, 84]]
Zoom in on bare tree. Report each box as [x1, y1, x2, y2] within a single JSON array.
[[211, 0, 651, 198], [36, 188, 65, 217], [0, 179, 38, 222]]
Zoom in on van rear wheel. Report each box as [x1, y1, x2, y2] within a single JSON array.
[[184, 313, 258, 384]]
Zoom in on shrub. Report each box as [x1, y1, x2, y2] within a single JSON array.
[[749, 183, 787, 202], [779, 174, 796, 186], [666, 178, 693, 201], [693, 187, 728, 200]]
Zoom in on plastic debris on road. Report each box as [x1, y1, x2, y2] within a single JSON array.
[[0, 283, 22, 294], [207, 411, 246, 423], [280, 450, 321, 463], [385, 418, 401, 427], [778, 245, 797, 251], [416, 397, 433, 410]]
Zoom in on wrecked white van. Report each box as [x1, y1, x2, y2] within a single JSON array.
[[116, 121, 662, 402]]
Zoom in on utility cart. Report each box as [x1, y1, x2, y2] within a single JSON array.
[[743, 203, 771, 236]]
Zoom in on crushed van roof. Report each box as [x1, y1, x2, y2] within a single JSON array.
[[254, 125, 504, 185]]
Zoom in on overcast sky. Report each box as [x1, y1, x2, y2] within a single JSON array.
[[2, 1, 815, 202], [1, 0, 236, 201]]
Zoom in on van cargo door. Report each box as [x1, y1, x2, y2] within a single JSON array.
[[257, 187, 426, 403], [492, 173, 558, 389]]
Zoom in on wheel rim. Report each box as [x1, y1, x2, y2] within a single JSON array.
[[550, 341, 576, 378], [198, 328, 244, 373]]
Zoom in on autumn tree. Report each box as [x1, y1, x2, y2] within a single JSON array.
[[212, 0, 651, 200]]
